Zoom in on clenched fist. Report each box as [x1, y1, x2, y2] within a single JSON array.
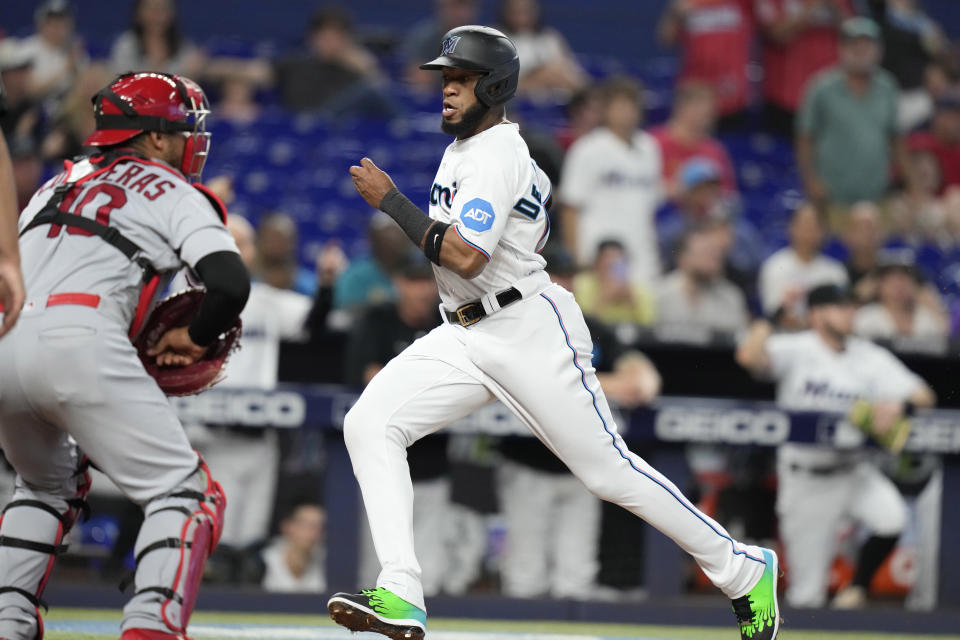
[[349, 157, 397, 209]]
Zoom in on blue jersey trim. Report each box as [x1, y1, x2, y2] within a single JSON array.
[[454, 225, 491, 261], [538, 292, 766, 566]]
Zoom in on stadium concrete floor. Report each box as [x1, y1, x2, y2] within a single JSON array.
[[43, 609, 960, 640]]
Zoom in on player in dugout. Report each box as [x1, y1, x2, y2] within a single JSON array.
[[737, 283, 936, 609]]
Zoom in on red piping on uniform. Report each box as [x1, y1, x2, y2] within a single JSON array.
[[128, 275, 162, 338], [46, 293, 101, 308]]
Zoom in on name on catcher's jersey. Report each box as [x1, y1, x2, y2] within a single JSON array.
[[428, 123, 550, 307], [17, 157, 238, 328]]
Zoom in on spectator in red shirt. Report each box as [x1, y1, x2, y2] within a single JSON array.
[[755, 0, 855, 138], [907, 90, 960, 194], [650, 82, 737, 199], [658, 0, 754, 130]]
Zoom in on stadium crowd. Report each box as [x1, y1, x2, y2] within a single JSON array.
[[1, 0, 959, 612]]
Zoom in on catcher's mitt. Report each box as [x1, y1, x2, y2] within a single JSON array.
[[848, 399, 912, 454], [133, 288, 242, 396]]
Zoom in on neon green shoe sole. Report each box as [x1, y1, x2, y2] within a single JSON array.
[[327, 587, 426, 640], [731, 548, 782, 640]]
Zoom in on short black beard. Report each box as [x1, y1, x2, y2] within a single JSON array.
[[441, 101, 490, 138]]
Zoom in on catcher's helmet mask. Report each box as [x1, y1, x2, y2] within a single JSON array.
[[86, 72, 211, 181], [421, 25, 520, 108]]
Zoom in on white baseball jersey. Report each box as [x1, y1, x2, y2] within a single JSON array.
[[218, 282, 311, 389], [759, 248, 848, 315], [559, 127, 663, 284], [427, 122, 551, 308], [17, 157, 238, 328], [766, 330, 925, 466]]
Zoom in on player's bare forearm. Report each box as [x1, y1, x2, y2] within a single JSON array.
[[350, 156, 486, 279], [910, 384, 937, 409], [736, 319, 773, 374], [438, 230, 487, 279]]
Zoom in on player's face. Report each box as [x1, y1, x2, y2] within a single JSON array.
[[814, 303, 855, 340], [440, 67, 488, 136]]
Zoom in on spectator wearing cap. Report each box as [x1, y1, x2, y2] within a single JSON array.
[[573, 239, 656, 326], [109, 0, 203, 78], [658, 157, 763, 293], [759, 202, 848, 327], [18, 0, 87, 105], [867, 0, 949, 130], [907, 90, 960, 194], [796, 17, 911, 214], [559, 76, 663, 284], [650, 82, 737, 199], [854, 259, 948, 339], [656, 224, 750, 334], [755, 0, 855, 138], [657, 0, 755, 129]]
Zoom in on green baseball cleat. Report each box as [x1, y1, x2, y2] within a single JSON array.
[[731, 548, 782, 640], [327, 587, 426, 640]]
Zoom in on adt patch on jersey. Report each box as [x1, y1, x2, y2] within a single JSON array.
[[460, 198, 495, 232]]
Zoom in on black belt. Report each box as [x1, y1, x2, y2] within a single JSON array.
[[445, 287, 522, 327], [789, 463, 850, 476]]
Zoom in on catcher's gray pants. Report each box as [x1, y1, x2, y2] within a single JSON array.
[[0, 305, 209, 639]]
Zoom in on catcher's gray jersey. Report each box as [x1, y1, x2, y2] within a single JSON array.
[[17, 157, 237, 328]]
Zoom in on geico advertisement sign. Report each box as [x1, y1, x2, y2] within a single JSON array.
[[655, 407, 790, 445], [171, 390, 306, 427]]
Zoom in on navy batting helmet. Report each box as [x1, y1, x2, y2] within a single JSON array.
[[420, 25, 520, 107]]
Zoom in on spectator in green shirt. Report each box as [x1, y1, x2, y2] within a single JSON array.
[[796, 17, 912, 213]]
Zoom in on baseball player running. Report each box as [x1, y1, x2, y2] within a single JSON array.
[[737, 284, 936, 609], [327, 26, 780, 640], [0, 72, 249, 640]]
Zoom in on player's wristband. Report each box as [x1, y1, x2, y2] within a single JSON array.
[[379, 188, 434, 248], [423, 221, 449, 265]]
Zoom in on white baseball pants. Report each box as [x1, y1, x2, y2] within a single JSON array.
[[497, 459, 600, 599], [343, 283, 767, 611], [776, 456, 907, 608]]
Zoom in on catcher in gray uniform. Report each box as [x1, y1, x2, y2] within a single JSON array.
[[0, 72, 249, 640]]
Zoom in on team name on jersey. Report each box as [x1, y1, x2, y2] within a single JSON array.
[[430, 180, 457, 209], [801, 379, 860, 403]]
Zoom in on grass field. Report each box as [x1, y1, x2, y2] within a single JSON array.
[[42, 609, 960, 640]]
